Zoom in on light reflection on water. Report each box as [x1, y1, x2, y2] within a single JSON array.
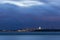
[[0, 35, 60, 40]]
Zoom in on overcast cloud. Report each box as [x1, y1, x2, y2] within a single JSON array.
[[0, 0, 60, 9]]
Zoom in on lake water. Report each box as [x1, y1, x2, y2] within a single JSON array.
[[0, 35, 60, 40], [0, 32, 60, 40]]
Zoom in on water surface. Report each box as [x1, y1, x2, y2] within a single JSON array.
[[0, 35, 60, 40]]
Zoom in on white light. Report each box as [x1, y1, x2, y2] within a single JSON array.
[[39, 27, 41, 29], [1, 0, 45, 7]]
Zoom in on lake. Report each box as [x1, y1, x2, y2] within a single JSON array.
[[0, 35, 60, 40], [0, 32, 60, 40]]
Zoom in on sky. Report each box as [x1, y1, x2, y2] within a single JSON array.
[[0, 0, 59, 8], [0, 0, 45, 7], [0, 0, 59, 29]]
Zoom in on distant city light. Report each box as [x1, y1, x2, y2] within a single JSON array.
[[39, 27, 42, 29]]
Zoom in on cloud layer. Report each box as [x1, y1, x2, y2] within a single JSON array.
[[1, 1, 45, 7]]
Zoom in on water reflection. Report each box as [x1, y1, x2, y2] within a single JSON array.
[[0, 35, 60, 40]]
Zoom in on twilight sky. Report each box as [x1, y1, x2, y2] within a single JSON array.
[[0, 0, 60, 7], [0, 0, 59, 29], [1, 0, 59, 21]]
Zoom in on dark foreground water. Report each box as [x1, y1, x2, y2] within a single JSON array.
[[0, 35, 60, 40], [0, 32, 60, 35], [0, 32, 60, 40]]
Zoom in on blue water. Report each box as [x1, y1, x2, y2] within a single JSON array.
[[0, 32, 60, 40], [0, 35, 60, 40], [0, 32, 60, 35]]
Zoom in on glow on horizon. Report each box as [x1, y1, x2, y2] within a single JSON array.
[[1, 0, 45, 7]]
